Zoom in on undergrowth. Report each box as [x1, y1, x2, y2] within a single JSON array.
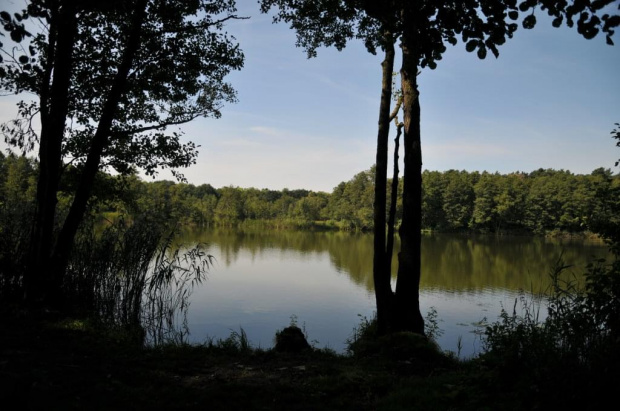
[[65, 215, 213, 345], [481, 255, 620, 409]]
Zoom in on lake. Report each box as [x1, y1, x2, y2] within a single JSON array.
[[174, 228, 610, 358]]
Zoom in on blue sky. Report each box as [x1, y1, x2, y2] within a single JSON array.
[[1, 1, 619, 192]]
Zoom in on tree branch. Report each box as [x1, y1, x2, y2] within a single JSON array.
[[156, 14, 249, 35], [120, 114, 203, 136], [389, 95, 403, 122]]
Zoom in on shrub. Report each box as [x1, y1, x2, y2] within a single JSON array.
[[482, 256, 620, 408]]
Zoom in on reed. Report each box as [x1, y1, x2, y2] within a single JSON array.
[[65, 215, 212, 345]]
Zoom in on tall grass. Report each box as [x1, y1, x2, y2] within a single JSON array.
[[0, 200, 33, 304], [482, 255, 620, 408], [65, 215, 212, 345]]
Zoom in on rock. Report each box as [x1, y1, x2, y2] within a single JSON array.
[[274, 326, 311, 353]]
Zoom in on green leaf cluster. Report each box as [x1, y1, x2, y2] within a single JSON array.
[[1, 0, 244, 177]]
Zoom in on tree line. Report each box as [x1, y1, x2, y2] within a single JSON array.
[[2, 152, 616, 236]]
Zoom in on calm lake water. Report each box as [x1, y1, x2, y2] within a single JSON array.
[[174, 229, 610, 358]]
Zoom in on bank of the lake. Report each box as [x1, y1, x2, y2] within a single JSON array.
[[2, 308, 615, 411]]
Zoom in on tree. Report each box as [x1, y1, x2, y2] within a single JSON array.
[[215, 186, 244, 225], [494, 173, 527, 231], [422, 170, 446, 230], [472, 172, 501, 231], [262, 0, 618, 335], [0, 0, 244, 307], [443, 170, 476, 230]]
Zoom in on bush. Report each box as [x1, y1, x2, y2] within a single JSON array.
[[482, 256, 620, 408]]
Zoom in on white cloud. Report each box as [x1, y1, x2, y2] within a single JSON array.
[[248, 126, 286, 137], [216, 138, 264, 148]]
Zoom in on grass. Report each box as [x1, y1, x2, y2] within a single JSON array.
[[0, 312, 470, 410], [2, 295, 617, 410]]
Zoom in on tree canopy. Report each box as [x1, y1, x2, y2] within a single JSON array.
[[0, 0, 245, 306], [1, 0, 244, 177]]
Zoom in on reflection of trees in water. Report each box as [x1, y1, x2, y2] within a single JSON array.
[[421, 234, 607, 291], [175, 229, 608, 293]]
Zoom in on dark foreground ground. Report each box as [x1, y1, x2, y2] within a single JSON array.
[[0, 314, 613, 410]]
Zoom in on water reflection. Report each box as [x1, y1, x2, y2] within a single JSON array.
[[177, 228, 609, 356]]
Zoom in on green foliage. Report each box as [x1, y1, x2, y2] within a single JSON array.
[[347, 310, 446, 361], [0, 153, 37, 300], [208, 327, 253, 354], [442, 170, 477, 230], [424, 306, 444, 342], [90, 166, 618, 235], [472, 172, 528, 232], [346, 313, 380, 357], [261, 1, 617, 71], [327, 168, 375, 230], [422, 170, 447, 229], [65, 216, 212, 345], [482, 256, 620, 408], [1, 0, 244, 177]]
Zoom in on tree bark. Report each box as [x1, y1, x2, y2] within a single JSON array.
[[394, 5, 424, 334], [27, 0, 78, 307], [385, 120, 401, 277], [372, 32, 396, 335], [50, 0, 149, 290]]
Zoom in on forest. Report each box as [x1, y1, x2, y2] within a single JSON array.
[[2, 152, 616, 235]]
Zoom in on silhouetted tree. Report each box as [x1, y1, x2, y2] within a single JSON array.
[[0, 0, 244, 307], [261, 0, 618, 335]]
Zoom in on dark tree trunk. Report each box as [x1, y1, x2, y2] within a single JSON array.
[[26, 0, 78, 307], [50, 0, 149, 288], [372, 33, 396, 335], [394, 6, 424, 334], [385, 122, 401, 276]]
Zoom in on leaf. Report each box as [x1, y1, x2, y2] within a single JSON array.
[[508, 11, 518, 21], [477, 46, 487, 59], [606, 35, 614, 45], [552, 16, 563, 28], [18, 55, 28, 64], [606, 15, 620, 28], [582, 26, 599, 39], [0, 11, 11, 21], [490, 46, 499, 58], [465, 40, 477, 52], [523, 14, 537, 29], [10, 29, 23, 42]]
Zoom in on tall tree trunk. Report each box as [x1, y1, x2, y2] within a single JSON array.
[[394, 6, 424, 334], [385, 121, 401, 276], [373, 32, 396, 335], [27, 0, 78, 307], [50, 0, 149, 292]]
